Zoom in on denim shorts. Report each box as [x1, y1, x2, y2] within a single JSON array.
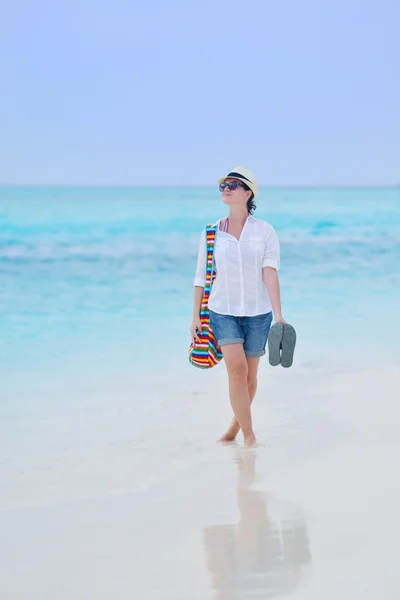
[[209, 310, 273, 357]]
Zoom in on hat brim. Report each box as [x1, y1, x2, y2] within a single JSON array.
[[217, 175, 258, 198]]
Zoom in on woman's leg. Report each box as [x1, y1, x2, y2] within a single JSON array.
[[220, 357, 261, 442], [219, 344, 257, 447], [219, 313, 272, 442]]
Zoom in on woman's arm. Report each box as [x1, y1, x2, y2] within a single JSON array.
[[190, 286, 204, 342], [191, 230, 207, 342], [262, 267, 285, 322], [262, 225, 285, 322], [192, 286, 204, 318], [193, 229, 206, 288]]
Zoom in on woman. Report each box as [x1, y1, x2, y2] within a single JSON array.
[[190, 167, 285, 448]]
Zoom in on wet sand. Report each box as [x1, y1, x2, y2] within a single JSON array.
[[0, 365, 399, 599]]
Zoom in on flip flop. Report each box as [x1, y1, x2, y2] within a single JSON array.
[[281, 323, 296, 368], [268, 322, 284, 366]]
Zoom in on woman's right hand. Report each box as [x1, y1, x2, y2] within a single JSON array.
[[190, 316, 203, 344]]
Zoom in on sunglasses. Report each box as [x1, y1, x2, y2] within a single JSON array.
[[219, 181, 245, 192]]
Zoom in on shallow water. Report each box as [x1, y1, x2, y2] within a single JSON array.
[[1, 186, 399, 388]]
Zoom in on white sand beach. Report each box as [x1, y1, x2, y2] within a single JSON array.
[[1, 364, 400, 599]]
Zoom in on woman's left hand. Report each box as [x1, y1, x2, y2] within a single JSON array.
[[274, 314, 287, 324]]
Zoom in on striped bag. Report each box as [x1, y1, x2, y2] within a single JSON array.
[[188, 224, 223, 369]]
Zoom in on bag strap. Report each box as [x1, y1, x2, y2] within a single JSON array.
[[204, 223, 218, 294]]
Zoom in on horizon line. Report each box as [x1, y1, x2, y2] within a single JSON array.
[[0, 183, 399, 189]]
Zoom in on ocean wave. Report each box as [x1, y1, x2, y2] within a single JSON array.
[[0, 242, 151, 260], [0, 233, 399, 262]]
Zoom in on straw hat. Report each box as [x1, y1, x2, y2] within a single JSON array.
[[218, 166, 258, 198]]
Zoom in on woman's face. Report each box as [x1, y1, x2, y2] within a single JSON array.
[[220, 178, 251, 208]]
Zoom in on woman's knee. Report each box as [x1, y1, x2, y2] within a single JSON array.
[[227, 360, 248, 382], [247, 376, 257, 393], [246, 357, 260, 395], [222, 344, 248, 382]]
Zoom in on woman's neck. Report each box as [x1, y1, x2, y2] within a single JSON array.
[[228, 205, 248, 225]]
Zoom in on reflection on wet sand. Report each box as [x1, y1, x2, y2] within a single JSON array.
[[204, 451, 311, 599]]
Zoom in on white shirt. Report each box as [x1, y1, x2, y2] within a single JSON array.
[[193, 215, 280, 317]]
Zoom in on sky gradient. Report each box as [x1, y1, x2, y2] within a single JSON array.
[[1, 0, 399, 185]]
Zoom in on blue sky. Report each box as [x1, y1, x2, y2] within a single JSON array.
[[1, 0, 399, 185]]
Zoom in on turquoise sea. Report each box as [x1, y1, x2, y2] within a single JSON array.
[[1, 186, 399, 390]]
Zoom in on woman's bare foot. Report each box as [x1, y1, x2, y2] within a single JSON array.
[[219, 431, 237, 443], [244, 433, 257, 448], [219, 419, 240, 442]]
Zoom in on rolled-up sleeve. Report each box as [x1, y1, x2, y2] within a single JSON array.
[[193, 228, 206, 287], [262, 226, 280, 271]]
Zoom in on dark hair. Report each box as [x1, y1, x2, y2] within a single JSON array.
[[242, 183, 256, 214]]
